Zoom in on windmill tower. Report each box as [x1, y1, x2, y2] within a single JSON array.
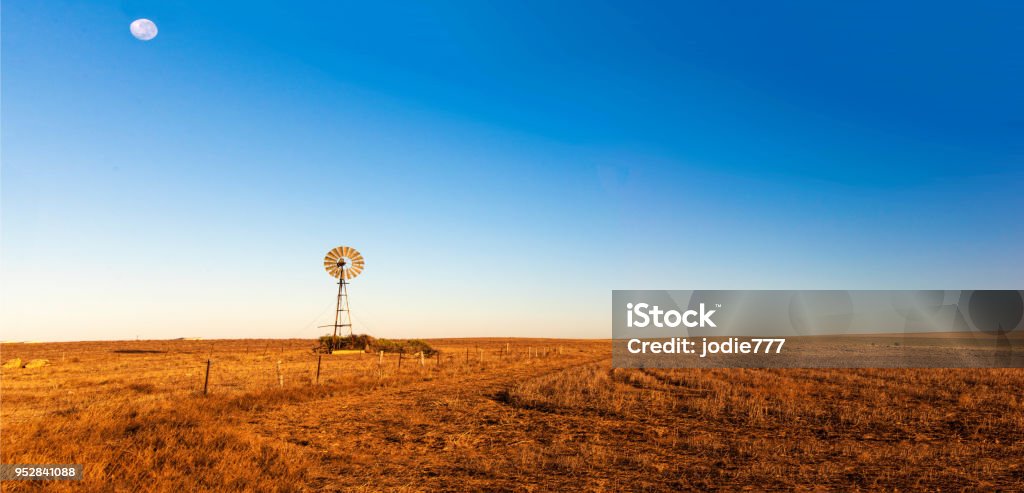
[[322, 246, 364, 347]]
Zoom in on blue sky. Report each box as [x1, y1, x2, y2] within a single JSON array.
[[3, 1, 1022, 341]]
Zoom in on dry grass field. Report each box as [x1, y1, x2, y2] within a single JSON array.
[[2, 338, 1023, 491]]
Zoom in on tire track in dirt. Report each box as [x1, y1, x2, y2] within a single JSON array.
[[244, 354, 612, 491]]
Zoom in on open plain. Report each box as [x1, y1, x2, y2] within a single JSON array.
[[2, 338, 1023, 491]]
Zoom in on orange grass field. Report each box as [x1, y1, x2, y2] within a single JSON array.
[[2, 338, 1023, 491]]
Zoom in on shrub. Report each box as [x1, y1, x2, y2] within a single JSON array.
[[317, 334, 437, 355], [318, 334, 374, 352]]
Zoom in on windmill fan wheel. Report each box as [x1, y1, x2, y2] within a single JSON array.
[[324, 246, 364, 280]]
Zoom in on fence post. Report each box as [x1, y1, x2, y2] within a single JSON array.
[[465, 348, 469, 364], [379, 350, 384, 365], [315, 354, 322, 385], [398, 351, 403, 370], [203, 359, 211, 395], [420, 351, 425, 366], [276, 360, 283, 388]]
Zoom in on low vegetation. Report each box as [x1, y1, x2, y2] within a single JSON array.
[[318, 333, 437, 355], [2, 339, 1022, 491]]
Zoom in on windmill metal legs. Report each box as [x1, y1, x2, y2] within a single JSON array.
[[331, 275, 353, 350]]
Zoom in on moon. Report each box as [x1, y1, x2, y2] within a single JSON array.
[[130, 19, 158, 41]]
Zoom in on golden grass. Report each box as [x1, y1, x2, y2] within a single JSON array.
[[2, 339, 1022, 491]]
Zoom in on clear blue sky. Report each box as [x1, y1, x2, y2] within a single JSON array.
[[3, 1, 1022, 341]]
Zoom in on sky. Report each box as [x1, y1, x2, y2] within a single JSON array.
[[2, 1, 1022, 341]]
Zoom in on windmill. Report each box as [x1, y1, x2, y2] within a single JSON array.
[[321, 246, 364, 350]]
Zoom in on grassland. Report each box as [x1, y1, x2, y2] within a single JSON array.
[[2, 338, 1023, 491]]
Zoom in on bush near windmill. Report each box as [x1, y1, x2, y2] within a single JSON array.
[[318, 333, 437, 356]]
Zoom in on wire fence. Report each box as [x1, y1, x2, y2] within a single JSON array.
[[0, 342, 583, 423]]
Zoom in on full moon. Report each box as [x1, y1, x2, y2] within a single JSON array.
[[130, 18, 158, 41]]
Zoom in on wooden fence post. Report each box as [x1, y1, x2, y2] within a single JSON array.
[[420, 351, 425, 366], [276, 360, 283, 388], [465, 348, 469, 364], [203, 359, 211, 395], [379, 350, 384, 365], [315, 354, 322, 385], [398, 351, 403, 370]]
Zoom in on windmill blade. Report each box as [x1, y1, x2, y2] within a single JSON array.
[[324, 256, 338, 270]]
